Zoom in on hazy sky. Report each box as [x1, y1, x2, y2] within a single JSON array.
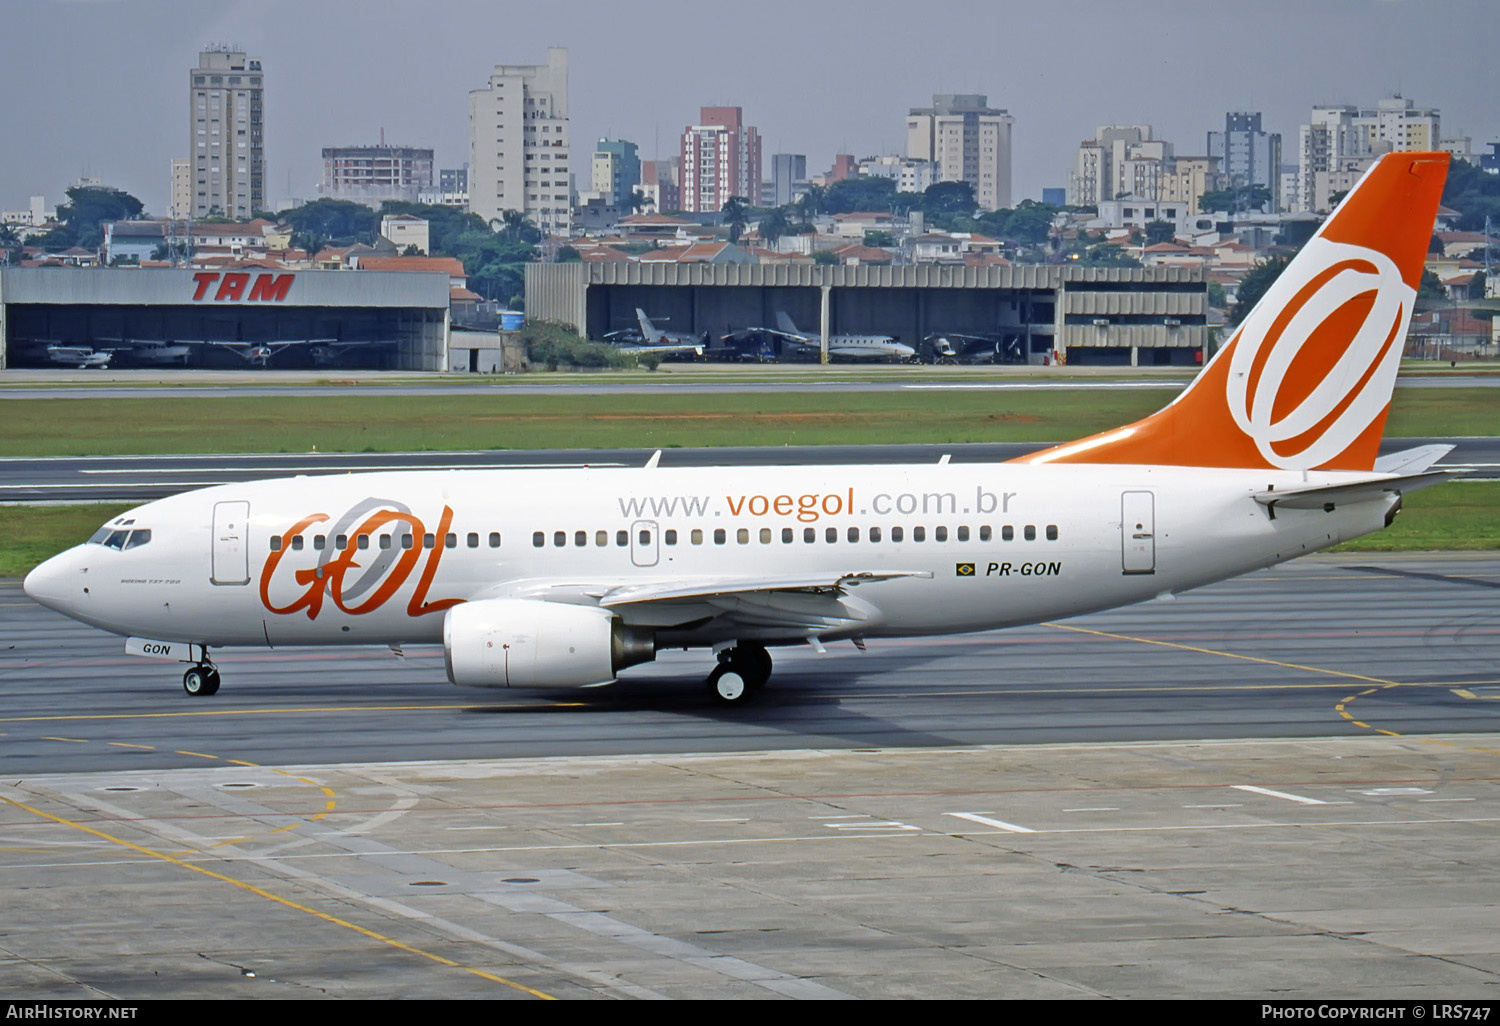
[[4, 0, 1496, 215]]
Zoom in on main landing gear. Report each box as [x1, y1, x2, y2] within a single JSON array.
[[707, 643, 773, 704], [182, 654, 220, 697]]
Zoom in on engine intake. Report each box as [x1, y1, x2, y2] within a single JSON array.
[[443, 598, 655, 689]]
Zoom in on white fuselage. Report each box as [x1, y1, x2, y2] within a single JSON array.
[[25, 461, 1392, 653]]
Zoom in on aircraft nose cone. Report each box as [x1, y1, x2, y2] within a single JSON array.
[[23, 550, 80, 614]]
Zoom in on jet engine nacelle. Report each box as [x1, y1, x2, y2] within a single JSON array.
[[443, 598, 655, 689]]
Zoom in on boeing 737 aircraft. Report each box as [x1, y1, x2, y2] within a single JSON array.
[[24, 152, 1453, 704]]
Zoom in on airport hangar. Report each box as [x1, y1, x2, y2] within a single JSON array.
[[0, 267, 450, 370], [525, 262, 1209, 365]]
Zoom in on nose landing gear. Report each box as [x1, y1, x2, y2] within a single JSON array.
[[183, 656, 220, 696], [707, 643, 773, 704]]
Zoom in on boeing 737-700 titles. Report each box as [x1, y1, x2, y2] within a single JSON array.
[[23, 152, 1454, 703]]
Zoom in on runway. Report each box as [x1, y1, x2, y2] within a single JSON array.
[[3, 436, 1497, 502], [5, 554, 1500, 998]]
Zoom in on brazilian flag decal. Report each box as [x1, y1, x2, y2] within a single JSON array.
[[956, 563, 976, 577]]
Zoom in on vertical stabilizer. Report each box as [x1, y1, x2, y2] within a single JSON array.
[[636, 308, 664, 344], [1016, 151, 1449, 471]]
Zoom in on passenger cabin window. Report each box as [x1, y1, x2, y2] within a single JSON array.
[[913, 527, 926, 542], [691, 529, 703, 545], [533, 531, 545, 547], [292, 536, 304, 551], [892, 527, 904, 542], [616, 530, 628, 546], [957, 526, 969, 542], [979, 526, 991, 542], [935, 526, 948, 542], [553, 531, 565, 547], [575, 531, 587, 547], [489, 532, 502, 548], [870, 526, 882, 542], [665, 530, 678, 545], [357, 535, 369, 550], [714, 529, 726, 545], [1046, 525, 1058, 541], [379, 535, 392, 550], [1001, 526, 1013, 541], [737, 528, 749, 544], [468, 533, 480, 548], [1024, 525, 1036, 541]]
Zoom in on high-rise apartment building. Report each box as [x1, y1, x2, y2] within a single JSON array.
[[769, 153, 808, 207], [468, 47, 571, 233], [188, 47, 265, 219], [319, 144, 434, 207], [679, 107, 762, 214], [1294, 97, 1444, 213], [169, 157, 192, 220], [906, 94, 1014, 211], [1208, 112, 1282, 212], [591, 139, 640, 207]]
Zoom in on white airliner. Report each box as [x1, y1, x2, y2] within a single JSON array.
[[24, 152, 1453, 704]]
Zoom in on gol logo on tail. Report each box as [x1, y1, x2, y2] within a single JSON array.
[[1225, 237, 1413, 470]]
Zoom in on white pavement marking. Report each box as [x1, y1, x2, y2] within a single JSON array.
[[1231, 785, 1329, 805], [945, 812, 1035, 833]]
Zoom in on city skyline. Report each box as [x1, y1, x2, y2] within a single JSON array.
[[4, 0, 1497, 217]]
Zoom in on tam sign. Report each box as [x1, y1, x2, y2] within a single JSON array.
[[191, 271, 295, 302]]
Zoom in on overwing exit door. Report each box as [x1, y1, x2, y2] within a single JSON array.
[[631, 520, 659, 567]]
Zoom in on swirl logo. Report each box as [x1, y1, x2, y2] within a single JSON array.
[[1225, 237, 1414, 469]]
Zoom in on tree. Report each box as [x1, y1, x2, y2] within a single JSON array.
[[1442, 157, 1500, 232], [1419, 269, 1447, 301], [37, 185, 144, 251], [1274, 218, 1320, 249], [863, 230, 895, 248], [556, 245, 582, 263], [1231, 255, 1291, 326], [922, 181, 977, 218], [721, 195, 750, 244], [795, 184, 825, 226], [1000, 200, 1058, 246], [1199, 183, 1272, 214], [1144, 219, 1176, 245], [821, 176, 896, 215], [279, 199, 379, 246], [758, 207, 792, 246], [812, 250, 840, 265]]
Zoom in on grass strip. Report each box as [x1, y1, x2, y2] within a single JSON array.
[[5, 386, 1500, 457]]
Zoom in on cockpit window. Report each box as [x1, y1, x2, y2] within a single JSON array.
[[90, 525, 151, 549]]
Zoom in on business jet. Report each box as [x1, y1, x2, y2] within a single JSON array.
[[726, 312, 915, 362], [603, 309, 707, 359], [24, 152, 1454, 705]]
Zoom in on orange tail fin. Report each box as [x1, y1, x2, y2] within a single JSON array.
[[1016, 151, 1450, 471]]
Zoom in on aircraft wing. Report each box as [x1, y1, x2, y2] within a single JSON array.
[[471, 570, 931, 634]]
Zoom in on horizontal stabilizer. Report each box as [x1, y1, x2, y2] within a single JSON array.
[[1373, 444, 1454, 475], [1254, 469, 1459, 512]]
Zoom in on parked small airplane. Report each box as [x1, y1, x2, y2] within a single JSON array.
[[602, 309, 707, 358], [24, 152, 1454, 706], [46, 345, 111, 369], [724, 313, 915, 362]]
